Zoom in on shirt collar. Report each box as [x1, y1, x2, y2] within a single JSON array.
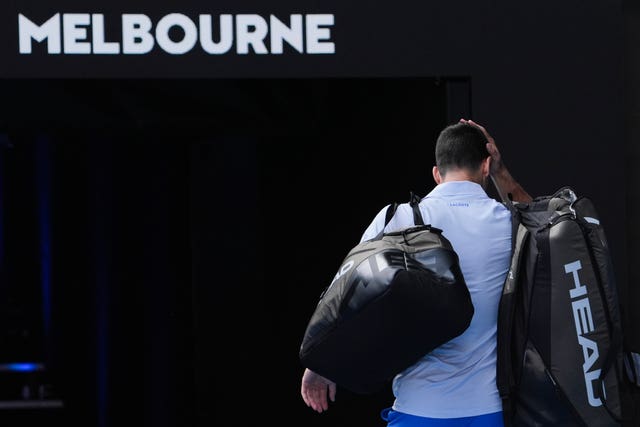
[[424, 180, 489, 199]]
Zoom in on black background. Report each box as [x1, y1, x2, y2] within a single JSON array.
[[0, 77, 451, 426], [0, 0, 638, 426]]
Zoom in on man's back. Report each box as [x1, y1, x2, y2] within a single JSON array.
[[360, 180, 512, 418], [300, 120, 531, 423]]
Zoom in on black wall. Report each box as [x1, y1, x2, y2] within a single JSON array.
[[624, 0, 640, 357], [0, 1, 636, 426]]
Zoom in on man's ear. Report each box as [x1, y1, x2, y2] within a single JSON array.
[[432, 166, 442, 184], [482, 157, 491, 178]]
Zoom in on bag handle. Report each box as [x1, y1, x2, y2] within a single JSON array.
[[373, 191, 426, 240], [385, 202, 399, 226], [372, 202, 399, 240], [409, 191, 425, 226]]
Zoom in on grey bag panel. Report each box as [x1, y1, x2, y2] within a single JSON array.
[[307, 226, 459, 329]]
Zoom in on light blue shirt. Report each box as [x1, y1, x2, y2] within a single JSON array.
[[360, 181, 512, 418]]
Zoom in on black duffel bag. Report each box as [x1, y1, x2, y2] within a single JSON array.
[[299, 193, 474, 394]]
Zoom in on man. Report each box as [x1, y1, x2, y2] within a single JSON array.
[[300, 119, 532, 426]]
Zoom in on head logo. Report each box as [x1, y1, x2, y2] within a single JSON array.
[[565, 260, 606, 407], [329, 260, 354, 287]]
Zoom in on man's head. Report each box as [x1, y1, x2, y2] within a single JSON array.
[[432, 122, 491, 186]]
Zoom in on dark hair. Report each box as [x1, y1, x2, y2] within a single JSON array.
[[435, 122, 490, 176]]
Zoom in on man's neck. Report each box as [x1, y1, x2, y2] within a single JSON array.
[[441, 170, 482, 184]]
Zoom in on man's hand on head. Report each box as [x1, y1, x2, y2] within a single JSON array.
[[459, 118, 532, 203]]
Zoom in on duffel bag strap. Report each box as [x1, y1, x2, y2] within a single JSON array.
[[372, 202, 400, 240], [385, 202, 399, 226], [409, 191, 425, 226]]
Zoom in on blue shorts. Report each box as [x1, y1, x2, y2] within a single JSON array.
[[380, 407, 504, 427]]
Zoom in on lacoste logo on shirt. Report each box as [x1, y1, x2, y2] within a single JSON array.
[[449, 202, 470, 207]]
